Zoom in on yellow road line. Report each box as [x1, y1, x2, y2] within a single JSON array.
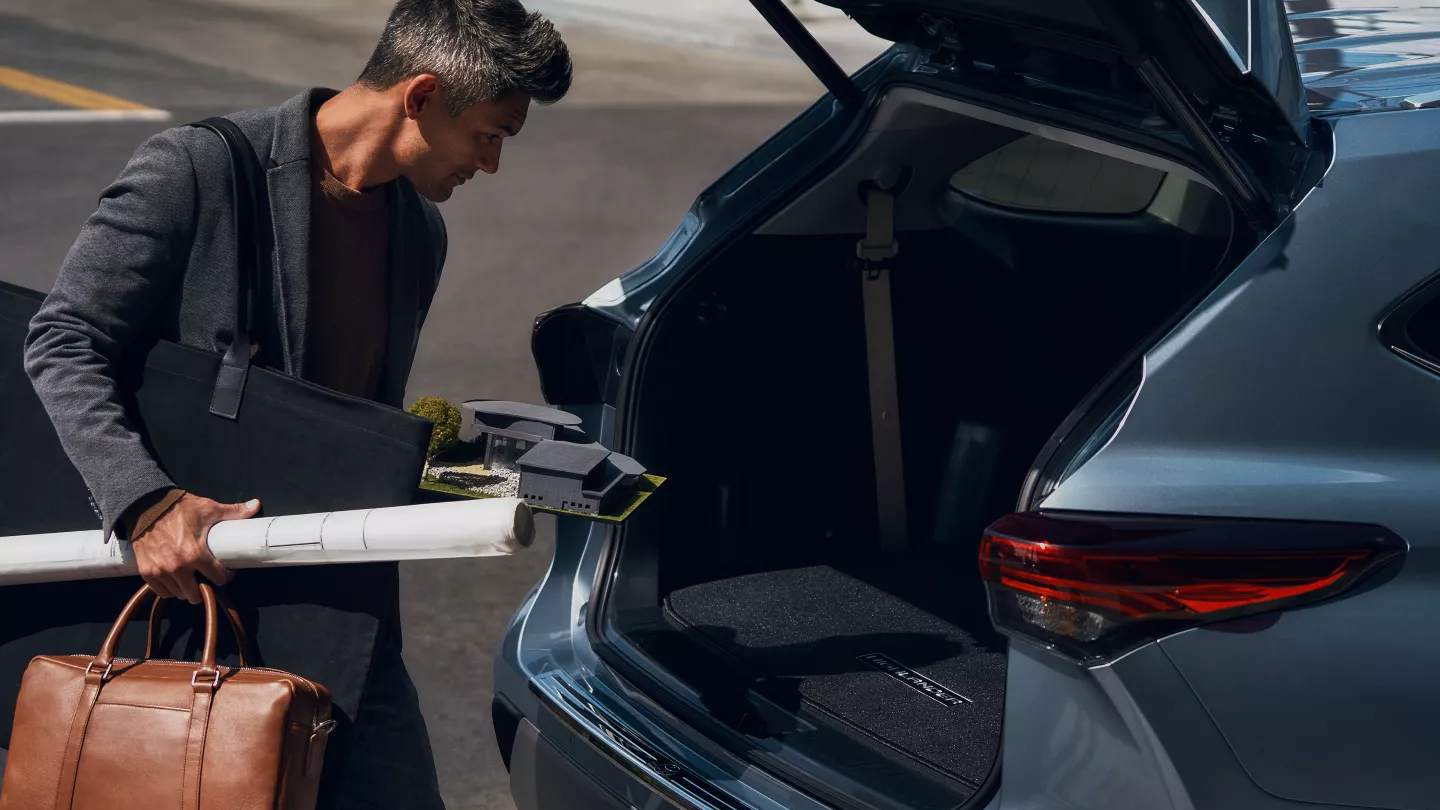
[[0, 66, 151, 111]]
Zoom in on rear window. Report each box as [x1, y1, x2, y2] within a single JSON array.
[[949, 134, 1166, 214]]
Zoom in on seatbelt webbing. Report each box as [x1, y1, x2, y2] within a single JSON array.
[[858, 186, 908, 553]]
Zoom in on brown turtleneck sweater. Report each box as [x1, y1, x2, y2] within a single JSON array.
[[122, 149, 391, 542], [303, 158, 391, 399]]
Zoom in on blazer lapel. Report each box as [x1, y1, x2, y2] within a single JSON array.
[[263, 89, 336, 377], [266, 162, 311, 376], [379, 182, 421, 408]]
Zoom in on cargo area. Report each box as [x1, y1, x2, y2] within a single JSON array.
[[599, 92, 1240, 810]]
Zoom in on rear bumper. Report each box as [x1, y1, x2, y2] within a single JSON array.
[[509, 711, 674, 810], [509, 672, 758, 810], [502, 663, 831, 810], [508, 717, 636, 810]]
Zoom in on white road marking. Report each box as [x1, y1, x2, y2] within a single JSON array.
[[0, 109, 172, 124]]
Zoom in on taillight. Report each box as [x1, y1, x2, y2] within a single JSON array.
[[980, 511, 1406, 662]]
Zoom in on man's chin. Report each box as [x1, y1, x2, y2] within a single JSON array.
[[417, 182, 454, 203]]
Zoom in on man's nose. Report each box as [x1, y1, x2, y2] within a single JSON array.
[[476, 142, 501, 175]]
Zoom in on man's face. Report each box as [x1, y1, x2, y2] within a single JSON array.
[[401, 80, 531, 203]]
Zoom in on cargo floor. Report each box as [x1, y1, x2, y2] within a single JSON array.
[[664, 556, 1006, 792]]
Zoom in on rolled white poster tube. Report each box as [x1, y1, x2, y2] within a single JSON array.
[[0, 498, 535, 586]]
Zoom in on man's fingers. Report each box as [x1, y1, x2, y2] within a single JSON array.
[[194, 551, 234, 587], [144, 574, 176, 601], [138, 560, 175, 599], [171, 571, 203, 605]]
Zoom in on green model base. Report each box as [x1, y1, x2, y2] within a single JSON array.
[[418, 473, 666, 523]]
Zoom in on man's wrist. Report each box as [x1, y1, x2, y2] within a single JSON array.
[[122, 488, 186, 542]]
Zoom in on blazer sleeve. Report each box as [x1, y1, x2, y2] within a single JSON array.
[[24, 127, 200, 540]]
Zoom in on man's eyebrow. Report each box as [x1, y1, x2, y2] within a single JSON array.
[[499, 124, 517, 136]]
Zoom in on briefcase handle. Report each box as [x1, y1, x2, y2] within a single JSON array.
[[189, 117, 273, 422], [89, 583, 239, 683], [144, 585, 257, 667]]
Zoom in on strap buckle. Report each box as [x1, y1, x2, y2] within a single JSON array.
[[191, 668, 222, 689], [856, 187, 899, 265], [83, 661, 113, 682], [855, 169, 913, 269]]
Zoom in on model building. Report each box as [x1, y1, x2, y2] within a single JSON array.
[[516, 441, 646, 515], [459, 400, 584, 474]]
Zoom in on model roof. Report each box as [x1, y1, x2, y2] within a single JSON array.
[[516, 441, 610, 474], [461, 400, 582, 427], [609, 453, 646, 477]]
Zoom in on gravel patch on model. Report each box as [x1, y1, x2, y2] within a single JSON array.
[[429, 462, 521, 498]]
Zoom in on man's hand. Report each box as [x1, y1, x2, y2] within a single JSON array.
[[132, 494, 258, 603]]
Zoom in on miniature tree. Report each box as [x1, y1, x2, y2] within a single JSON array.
[[408, 396, 461, 460]]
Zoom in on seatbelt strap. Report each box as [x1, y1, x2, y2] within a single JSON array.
[[857, 183, 908, 554]]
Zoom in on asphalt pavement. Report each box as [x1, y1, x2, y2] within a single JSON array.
[[0, 1, 827, 806]]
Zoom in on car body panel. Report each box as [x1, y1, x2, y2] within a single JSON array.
[[500, 5, 1440, 810], [1042, 106, 1440, 809], [998, 641, 1333, 810], [1161, 592, 1435, 810], [508, 719, 646, 810]]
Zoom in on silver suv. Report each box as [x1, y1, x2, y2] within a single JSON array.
[[496, 2, 1440, 809]]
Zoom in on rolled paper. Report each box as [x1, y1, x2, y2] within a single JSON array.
[[0, 498, 535, 586]]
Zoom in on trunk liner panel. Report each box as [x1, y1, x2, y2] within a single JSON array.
[[664, 560, 1006, 788]]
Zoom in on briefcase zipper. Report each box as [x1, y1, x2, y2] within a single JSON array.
[[239, 665, 325, 731], [109, 658, 329, 731]]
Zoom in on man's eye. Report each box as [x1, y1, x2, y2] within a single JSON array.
[[485, 134, 499, 144]]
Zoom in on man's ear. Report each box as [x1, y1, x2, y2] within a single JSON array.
[[402, 74, 442, 120]]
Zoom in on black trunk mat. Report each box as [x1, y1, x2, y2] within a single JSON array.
[[665, 561, 1006, 788]]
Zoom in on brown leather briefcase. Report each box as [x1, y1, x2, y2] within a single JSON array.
[[0, 583, 334, 810]]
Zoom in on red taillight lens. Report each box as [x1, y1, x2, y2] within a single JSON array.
[[980, 512, 1406, 662]]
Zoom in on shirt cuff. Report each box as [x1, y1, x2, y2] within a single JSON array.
[[122, 488, 186, 542]]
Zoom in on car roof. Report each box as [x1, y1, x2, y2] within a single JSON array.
[[1297, 3, 1440, 115]]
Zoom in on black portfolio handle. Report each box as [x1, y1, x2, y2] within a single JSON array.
[[189, 118, 273, 421]]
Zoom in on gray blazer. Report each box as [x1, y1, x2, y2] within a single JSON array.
[[24, 89, 447, 538]]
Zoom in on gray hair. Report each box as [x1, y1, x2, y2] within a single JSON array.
[[359, 0, 572, 114]]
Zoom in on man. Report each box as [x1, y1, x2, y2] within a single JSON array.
[[22, 0, 571, 805]]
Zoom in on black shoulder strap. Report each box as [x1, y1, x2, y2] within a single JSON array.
[[189, 117, 273, 420]]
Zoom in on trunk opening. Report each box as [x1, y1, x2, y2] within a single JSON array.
[[597, 88, 1245, 810]]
